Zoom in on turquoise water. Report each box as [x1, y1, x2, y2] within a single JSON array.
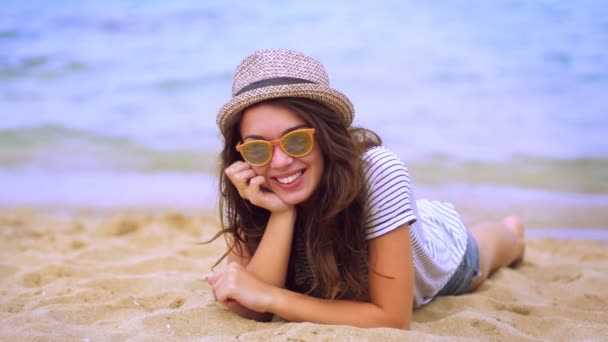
[[1, 0, 608, 210]]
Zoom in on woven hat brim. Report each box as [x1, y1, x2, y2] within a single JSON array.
[[217, 83, 354, 134]]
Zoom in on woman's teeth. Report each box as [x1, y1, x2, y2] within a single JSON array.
[[277, 171, 303, 184]]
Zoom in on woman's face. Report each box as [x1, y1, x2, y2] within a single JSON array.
[[239, 103, 324, 206]]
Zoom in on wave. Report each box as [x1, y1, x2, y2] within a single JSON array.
[[0, 53, 89, 82], [1, 124, 607, 194], [409, 155, 608, 194], [0, 124, 218, 173]]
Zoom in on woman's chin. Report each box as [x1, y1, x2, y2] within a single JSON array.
[[277, 194, 306, 206], [275, 188, 311, 206]]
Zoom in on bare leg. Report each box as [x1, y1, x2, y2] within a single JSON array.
[[467, 216, 525, 292]]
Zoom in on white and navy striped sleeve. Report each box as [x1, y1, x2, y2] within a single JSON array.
[[363, 146, 417, 240]]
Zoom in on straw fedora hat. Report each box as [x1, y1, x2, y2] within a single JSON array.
[[216, 49, 354, 135]]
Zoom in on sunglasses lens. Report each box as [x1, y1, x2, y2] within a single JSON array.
[[241, 142, 271, 165], [283, 131, 313, 156]]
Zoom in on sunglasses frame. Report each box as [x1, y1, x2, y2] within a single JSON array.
[[236, 128, 316, 166]]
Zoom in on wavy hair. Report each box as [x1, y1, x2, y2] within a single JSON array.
[[212, 97, 381, 300]]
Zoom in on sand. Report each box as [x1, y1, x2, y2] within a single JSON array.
[[1, 208, 607, 341]]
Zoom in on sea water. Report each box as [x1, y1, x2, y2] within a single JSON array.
[[1, 0, 607, 213]]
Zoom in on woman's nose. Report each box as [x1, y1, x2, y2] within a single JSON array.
[[269, 144, 294, 169]]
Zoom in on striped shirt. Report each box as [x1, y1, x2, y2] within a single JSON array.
[[363, 146, 468, 308], [288, 146, 468, 308]]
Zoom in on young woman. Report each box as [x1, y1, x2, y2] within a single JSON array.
[[206, 49, 525, 329]]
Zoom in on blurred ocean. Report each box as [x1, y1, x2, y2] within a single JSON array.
[[1, 0, 607, 219]]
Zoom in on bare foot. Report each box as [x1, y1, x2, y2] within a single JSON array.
[[502, 216, 525, 267]]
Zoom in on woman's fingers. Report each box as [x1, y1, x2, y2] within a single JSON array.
[[247, 176, 278, 208], [206, 270, 222, 285], [224, 162, 291, 213], [247, 176, 267, 199], [225, 162, 258, 197], [225, 161, 250, 173], [224, 163, 273, 206], [226, 169, 257, 188], [207, 262, 273, 312], [210, 264, 238, 303], [208, 270, 227, 302]]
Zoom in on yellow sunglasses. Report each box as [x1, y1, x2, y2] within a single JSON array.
[[236, 128, 316, 166]]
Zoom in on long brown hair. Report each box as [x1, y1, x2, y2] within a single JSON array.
[[214, 97, 381, 300]]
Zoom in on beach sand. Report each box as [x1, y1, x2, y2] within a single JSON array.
[[1, 208, 607, 341]]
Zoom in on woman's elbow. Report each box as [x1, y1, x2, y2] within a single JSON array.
[[385, 312, 411, 330], [396, 319, 411, 330], [364, 309, 411, 329], [386, 318, 410, 330], [362, 316, 410, 329]]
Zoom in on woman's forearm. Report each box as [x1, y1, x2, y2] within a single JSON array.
[[267, 287, 411, 329], [245, 209, 296, 287], [221, 209, 296, 321]]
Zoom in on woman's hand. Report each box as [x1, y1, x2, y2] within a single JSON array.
[[207, 262, 275, 313], [224, 161, 292, 213]]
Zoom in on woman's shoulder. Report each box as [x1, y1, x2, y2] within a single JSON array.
[[362, 145, 407, 170], [361, 145, 411, 187]]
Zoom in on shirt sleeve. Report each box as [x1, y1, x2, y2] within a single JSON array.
[[363, 146, 417, 240]]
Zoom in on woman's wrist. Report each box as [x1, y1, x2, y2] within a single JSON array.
[[269, 206, 297, 225], [264, 283, 284, 314]]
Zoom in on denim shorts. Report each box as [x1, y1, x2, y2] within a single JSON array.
[[435, 230, 481, 297]]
